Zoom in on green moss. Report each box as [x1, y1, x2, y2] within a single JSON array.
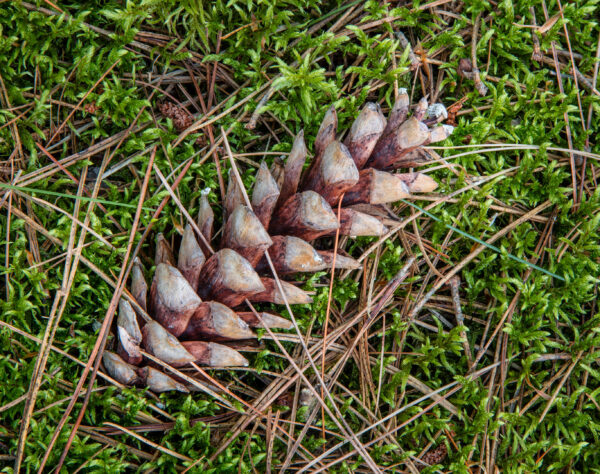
[[1, 0, 600, 471]]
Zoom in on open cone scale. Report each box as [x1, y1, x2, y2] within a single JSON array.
[[103, 91, 453, 392]]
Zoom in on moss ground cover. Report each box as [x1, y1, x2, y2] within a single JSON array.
[[1, 0, 600, 471]]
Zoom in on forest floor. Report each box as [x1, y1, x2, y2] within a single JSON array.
[[1, 0, 600, 472]]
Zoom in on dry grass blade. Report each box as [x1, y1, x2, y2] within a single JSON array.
[[46, 59, 120, 145], [4, 2, 599, 470], [321, 195, 343, 441], [153, 165, 214, 254], [220, 127, 382, 474], [103, 422, 194, 463], [37, 149, 156, 472], [301, 363, 499, 472], [14, 166, 89, 472]]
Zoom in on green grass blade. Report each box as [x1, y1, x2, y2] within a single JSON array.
[[400, 198, 565, 282], [0, 183, 157, 212]]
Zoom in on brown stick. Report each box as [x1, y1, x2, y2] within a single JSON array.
[[252, 161, 280, 229], [150, 263, 202, 337], [270, 191, 339, 241], [396, 32, 420, 71], [302, 141, 359, 206], [449, 276, 473, 367], [343, 102, 386, 169], [177, 223, 206, 289], [257, 235, 326, 274], [181, 341, 249, 367], [142, 321, 196, 367], [222, 205, 272, 266], [277, 130, 307, 208], [197, 248, 266, 307], [530, 7, 543, 62], [179, 301, 254, 341], [249, 277, 313, 305]]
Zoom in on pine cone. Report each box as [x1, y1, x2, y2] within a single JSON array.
[[158, 101, 194, 132], [103, 90, 454, 392]]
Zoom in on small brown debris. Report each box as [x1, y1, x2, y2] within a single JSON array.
[[446, 96, 469, 127], [457, 58, 474, 78], [158, 101, 194, 132], [457, 59, 488, 96], [84, 101, 98, 114], [419, 443, 448, 469]]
